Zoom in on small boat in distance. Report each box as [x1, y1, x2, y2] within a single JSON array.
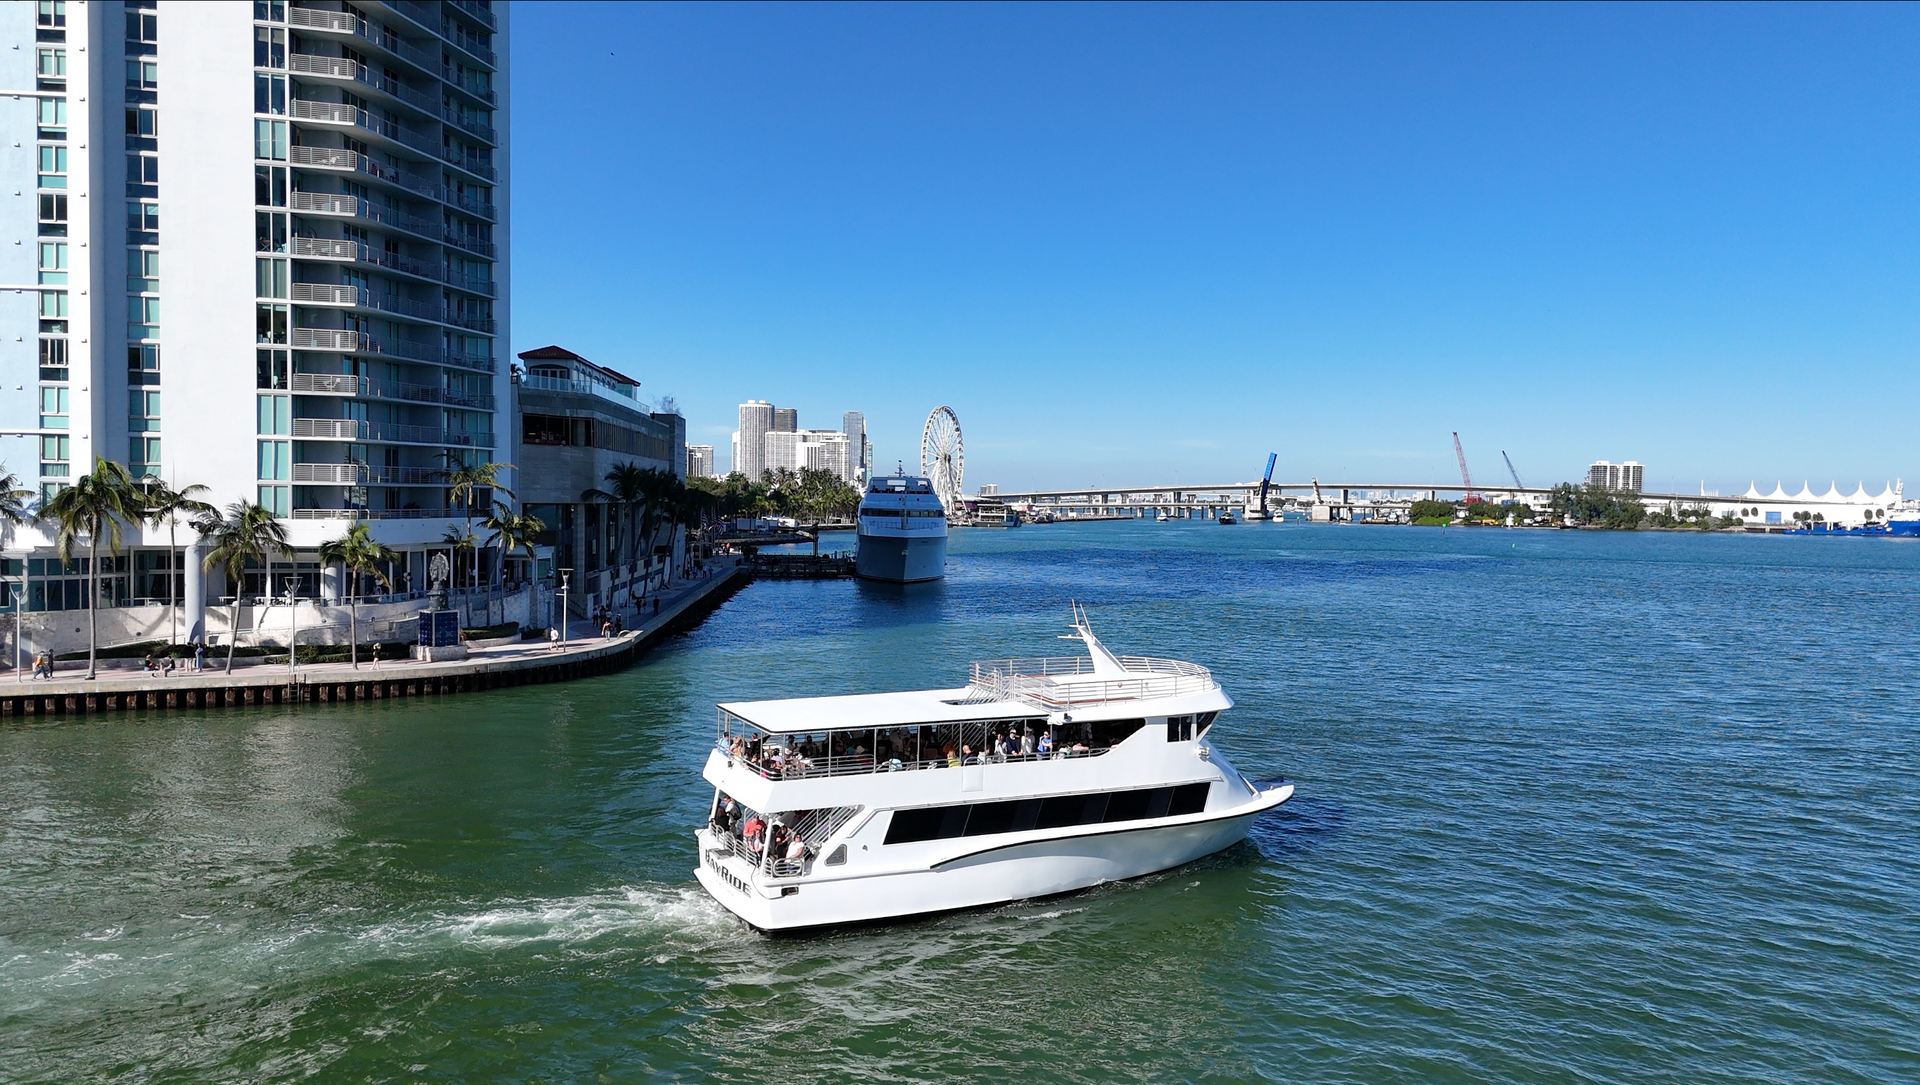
[[1218, 512, 1237, 525], [692, 606, 1293, 931], [1156, 511, 1170, 523]]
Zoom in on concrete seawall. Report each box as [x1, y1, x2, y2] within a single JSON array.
[[1, 566, 750, 720]]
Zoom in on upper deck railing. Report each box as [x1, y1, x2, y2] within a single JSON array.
[[968, 655, 1216, 708]]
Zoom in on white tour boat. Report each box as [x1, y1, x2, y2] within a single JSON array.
[[854, 474, 948, 582], [692, 608, 1293, 931]]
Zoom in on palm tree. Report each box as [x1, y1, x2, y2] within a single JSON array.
[[0, 471, 34, 675], [632, 467, 683, 603], [38, 458, 141, 680], [200, 501, 291, 673], [671, 484, 715, 578], [438, 457, 515, 617], [483, 501, 545, 626], [317, 522, 397, 669], [482, 501, 544, 588], [583, 462, 650, 602], [139, 480, 214, 647], [440, 524, 479, 626]]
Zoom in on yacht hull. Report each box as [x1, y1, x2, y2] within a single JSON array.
[[695, 786, 1290, 932], [855, 532, 947, 582]]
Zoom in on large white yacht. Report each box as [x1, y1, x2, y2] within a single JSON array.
[[692, 608, 1293, 931], [854, 474, 948, 582]]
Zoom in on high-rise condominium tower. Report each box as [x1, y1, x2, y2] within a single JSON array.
[[2, 0, 508, 590], [685, 444, 714, 479], [735, 400, 773, 480], [841, 410, 865, 480], [1585, 461, 1645, 492]]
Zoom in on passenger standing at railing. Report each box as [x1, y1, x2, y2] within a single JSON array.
[[1020, 728, 1036, 758], [1037, 731, 1053, 756]]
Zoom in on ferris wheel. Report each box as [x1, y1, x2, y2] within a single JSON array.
[[920, 405, 964, 513]]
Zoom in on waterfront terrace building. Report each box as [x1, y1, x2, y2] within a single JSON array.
[[515, 346, 687, 617], [1, 0, 510, 646]]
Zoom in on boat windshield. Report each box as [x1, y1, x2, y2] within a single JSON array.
[[715, 711, 1147, 780]]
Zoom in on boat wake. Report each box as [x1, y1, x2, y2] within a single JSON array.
[[353, 884, 736, 955]]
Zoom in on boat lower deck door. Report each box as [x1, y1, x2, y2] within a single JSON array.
[[962, 763, 983, 792]]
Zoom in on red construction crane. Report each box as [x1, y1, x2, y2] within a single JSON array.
[[1452, 432, 1479, 503]]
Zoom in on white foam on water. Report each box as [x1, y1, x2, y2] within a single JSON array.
[[2, 882, 735, 1010], [352, 883, 736, 957]]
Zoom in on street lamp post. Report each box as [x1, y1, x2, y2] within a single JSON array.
[[285, 577, 300, 673], [558, 568, 571, 649]]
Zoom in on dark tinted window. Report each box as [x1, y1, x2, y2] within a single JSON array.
[[887, 782, 1214, 846], [1104, 789, 1152, 823], [1168, 781, 1210, 816], [885, 806, 945, 844], [964, 801, 1018, 837]]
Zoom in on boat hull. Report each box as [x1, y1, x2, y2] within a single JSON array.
[[694, 786, 1290, 932], [855, 532, 947, 582]]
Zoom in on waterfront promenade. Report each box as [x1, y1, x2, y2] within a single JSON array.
[[0, 560, 748, 719]]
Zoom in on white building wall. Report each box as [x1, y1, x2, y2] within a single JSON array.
[[166, 4, 259, 527]]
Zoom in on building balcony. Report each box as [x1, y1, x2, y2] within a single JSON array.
[[292, 463, 442, 485], [291, 98, 443, 161], [290, 237, 498, 298], [291, 327, 495, 374], [290, 283, 496, 334], [439, 65, 498, 108], [289, 188, 442, 242], [290, 145, 443, 205], [288, 146, 497, 225], [291, 417, 495, 447], [441, 106, 496, 146], [289, 506, 459, 521], [379, 1, 497, 69], [289, 6, 440, 76], [290, 52, 440, 120], [517, 372, 654, 414], [447, 0, 498, 32], [289, 370, 498, 410]]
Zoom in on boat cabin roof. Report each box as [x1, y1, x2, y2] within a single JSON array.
[[718, 612, 1225, 734], [719, 688, 1037, 734]]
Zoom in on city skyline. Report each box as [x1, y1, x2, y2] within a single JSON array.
[[506, 3, 1920, 494]]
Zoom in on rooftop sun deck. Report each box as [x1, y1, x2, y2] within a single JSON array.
[[717, 655, 1220, 736]]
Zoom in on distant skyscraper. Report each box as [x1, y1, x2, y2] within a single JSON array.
[[737, 400, 773, 479], [1586, 461, 1645, 492], [686, 444, 714, 479], [765, 429, 854, 482], [842, 411, 867, 479], [771, 407, 797, 433]]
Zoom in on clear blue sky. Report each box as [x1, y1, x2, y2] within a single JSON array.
[[508, 2, 1919, 495]]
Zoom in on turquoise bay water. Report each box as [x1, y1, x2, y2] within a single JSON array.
[[3, 522, 1917, 1083]]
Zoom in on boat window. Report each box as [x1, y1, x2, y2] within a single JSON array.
[[824, 844, 847, 866], [883, 782, 1212, 845], [1166, 714, 1195, 742], [1195, 711, 1218, 737], [722, 714, 1156, 780]]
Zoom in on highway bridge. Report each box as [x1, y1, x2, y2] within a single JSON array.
[[983, 482, 1764, 521]]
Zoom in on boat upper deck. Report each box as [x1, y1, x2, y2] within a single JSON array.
[[719, 655, 1220, 735]]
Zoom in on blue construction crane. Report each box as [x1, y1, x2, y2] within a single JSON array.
[[1250, 453, 1278, 520]]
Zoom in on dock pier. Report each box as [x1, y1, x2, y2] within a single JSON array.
[[1, 564, 750, 720]]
